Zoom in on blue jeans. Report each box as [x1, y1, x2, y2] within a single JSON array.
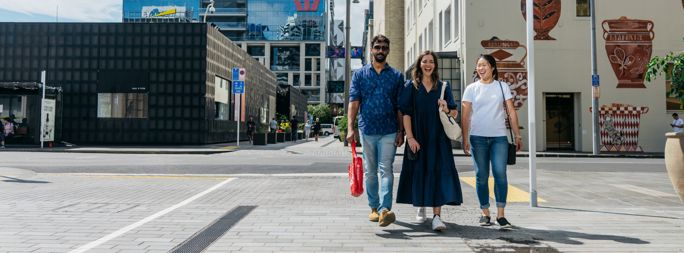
[[361, 133, 397, 211], [470, 135, 509, 209]]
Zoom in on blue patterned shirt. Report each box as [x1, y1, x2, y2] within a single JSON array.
[[349, 63, 404, 135]]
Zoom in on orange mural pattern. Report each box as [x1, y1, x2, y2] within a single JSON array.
[[521, 0, 562, 40], [602, 16, 654, 88], [481, 38, 528, 110]]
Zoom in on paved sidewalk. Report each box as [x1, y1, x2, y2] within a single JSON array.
[[1, 158, 683, 252]]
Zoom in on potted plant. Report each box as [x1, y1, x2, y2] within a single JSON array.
[[646, 46, 684, 203], [253, 124, 268, 145]]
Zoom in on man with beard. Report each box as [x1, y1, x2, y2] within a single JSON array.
[[347, 34, 405, 227]]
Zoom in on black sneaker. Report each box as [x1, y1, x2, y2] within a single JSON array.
[[497, 217, 513, 229], [479, 216, 492, 226]]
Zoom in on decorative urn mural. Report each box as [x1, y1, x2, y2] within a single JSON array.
[[602, 16, 655, 88], [590, 103, 649, 152], [481, 37, 528, 110], [521, 0, 562, 40]]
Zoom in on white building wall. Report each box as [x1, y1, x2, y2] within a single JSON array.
[[457, 0, 684, 152]]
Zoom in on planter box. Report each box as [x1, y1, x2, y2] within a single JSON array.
[[253, 133, 267, 145], [276, 132, 285, 142], [267, 133, 276, 144], [285, 133, 292, 141]]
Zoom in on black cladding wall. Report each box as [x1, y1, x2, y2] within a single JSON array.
[[0, 22, 277, 144]]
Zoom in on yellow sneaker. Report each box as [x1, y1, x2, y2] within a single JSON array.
[[378, 209, 396, 227], [368, 208, 379, 222]]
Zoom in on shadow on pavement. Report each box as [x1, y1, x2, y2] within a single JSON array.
[[378, 219, 648, 251], [1, 176, 51, 184]]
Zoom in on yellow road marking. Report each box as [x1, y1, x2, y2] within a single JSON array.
[[461, 177, 546, 203]]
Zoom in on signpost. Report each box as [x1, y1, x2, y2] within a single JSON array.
[[232, 68, 245, 146]]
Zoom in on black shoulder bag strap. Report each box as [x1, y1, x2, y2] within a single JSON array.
[[498, 81, 514, 143]]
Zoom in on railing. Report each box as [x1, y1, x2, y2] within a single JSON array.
[[200, 8, 247, 15], [212, 22, 247, 30]]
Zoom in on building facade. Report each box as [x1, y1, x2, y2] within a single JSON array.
[[0, 23, 276, 144], [405, 0, 684, 153], [372, 0, 405, 71], [123, 0, 200, 23], [205, 0, 328, 105]]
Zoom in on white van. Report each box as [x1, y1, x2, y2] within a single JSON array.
[[320, 123, 334, 136]]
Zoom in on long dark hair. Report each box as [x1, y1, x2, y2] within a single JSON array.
[[476, 54, 499, 81], [412, 51, 440, 89]]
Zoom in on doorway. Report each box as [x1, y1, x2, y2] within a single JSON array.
[[545, 93, 575, 150]]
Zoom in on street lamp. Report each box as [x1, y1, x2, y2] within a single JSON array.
[[204, 0, 216, 23], [343, 0, 360, 112]]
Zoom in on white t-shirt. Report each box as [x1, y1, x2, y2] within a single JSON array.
[[462, 80, 513, 137], [673, 118, 684, 133]]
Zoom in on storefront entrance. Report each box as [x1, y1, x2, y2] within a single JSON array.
[[545, 93, 575, 151]]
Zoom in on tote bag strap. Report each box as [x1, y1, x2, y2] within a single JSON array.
[[497, 81, 515, 142]]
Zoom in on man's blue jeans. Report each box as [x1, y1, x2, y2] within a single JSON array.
[[470, 135, 509, 209], [360, 133, 397, 211]]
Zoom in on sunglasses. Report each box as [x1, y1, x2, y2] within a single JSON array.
[[373, 45, 389, 51]]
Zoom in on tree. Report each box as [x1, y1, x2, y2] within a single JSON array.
[[646, 39, 684, 110], [307, 104, 332, 123]]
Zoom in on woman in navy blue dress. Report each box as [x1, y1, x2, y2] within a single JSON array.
[[397, 51, 463, 231]]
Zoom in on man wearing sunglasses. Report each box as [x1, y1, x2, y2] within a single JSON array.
[[347, 34, 405, 227]]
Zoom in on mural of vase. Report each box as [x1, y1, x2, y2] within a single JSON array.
[[590, 103, 649, 152], [521, 0, 562, 40], [481, 38, 528, 110], [602, 16, 655, 88]]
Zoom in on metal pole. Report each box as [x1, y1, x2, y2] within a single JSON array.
[[590, 0, 600, 155], [526, 0, 538, 207], [343, 0, 351, 112], [40, 70, 46, 149], [237, 94, 240, 147]]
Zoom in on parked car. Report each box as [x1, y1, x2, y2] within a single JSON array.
[[320, 123, 334, 136]]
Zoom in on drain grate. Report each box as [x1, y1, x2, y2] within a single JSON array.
[[169, 205, 256, 253]]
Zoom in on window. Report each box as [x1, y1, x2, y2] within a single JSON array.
[[271, 46, 300, 71], [577, 0, 590, 17], [445, 6, 452, 43], [439, 11, 443, 49], [305, 43, 320, 56], [97, 93, 148, 118], [305, 74, 312, 86], [428, 21, 433, 50], [277, 73, 289, 86], [305, 58, 312, 71], [418, 34, 423, 53], [247, 46, 265, 56], [293, 73, 300, 86]]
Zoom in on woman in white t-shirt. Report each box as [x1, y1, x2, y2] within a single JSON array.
[[461, 54, 522, 229]]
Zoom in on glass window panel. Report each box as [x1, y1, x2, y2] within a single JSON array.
[[247, 46, 265, 56], [305, 43, 320, 56], [271, 46, 300, 71], [97, 93, 148, 118], [576, 0, 590, 17]]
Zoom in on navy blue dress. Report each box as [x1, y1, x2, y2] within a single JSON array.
[[396, 80, 463, 207]]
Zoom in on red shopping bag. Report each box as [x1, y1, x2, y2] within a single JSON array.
[[348, 141, 364, 197]]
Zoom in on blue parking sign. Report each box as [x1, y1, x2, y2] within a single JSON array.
[[233, 68, 240, 80], [233, 81, 245, 94]]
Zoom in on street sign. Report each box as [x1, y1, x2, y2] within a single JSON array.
[[238, 68, 246, 81], [592, 74, 600, 87], [232, 68, 240, 80], [233, 80, 245, 94]]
